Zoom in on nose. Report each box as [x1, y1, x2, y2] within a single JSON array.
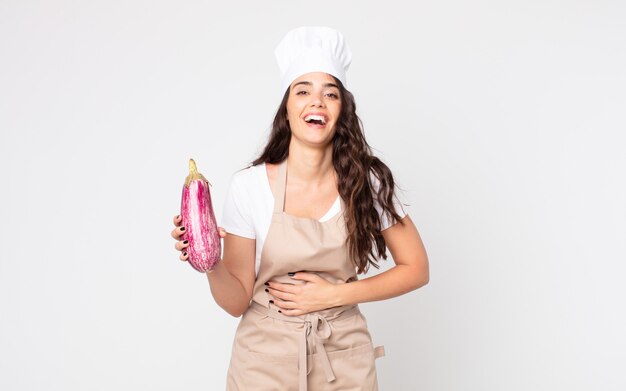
[[309, 91, 325, 107]]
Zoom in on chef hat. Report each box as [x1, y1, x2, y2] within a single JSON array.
[[274, 26, 353, 94]]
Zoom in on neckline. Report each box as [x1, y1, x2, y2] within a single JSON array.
[[282, 202, 343, 224], [265, 161, 343, 223]]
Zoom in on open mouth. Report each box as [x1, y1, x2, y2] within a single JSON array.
[[303, 114, 327, 126]]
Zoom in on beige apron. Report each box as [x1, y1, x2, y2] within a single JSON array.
[[226, 159, 384, 391]]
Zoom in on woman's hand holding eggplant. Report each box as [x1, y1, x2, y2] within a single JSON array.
[[171, 214, 226, 262]]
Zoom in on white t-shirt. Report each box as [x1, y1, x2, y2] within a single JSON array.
[[220, 163, 407, 276]]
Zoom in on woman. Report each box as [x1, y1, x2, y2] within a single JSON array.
[[171, 26, 429, 390]]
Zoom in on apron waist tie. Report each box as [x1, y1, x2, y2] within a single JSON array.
[[250, 301, 361, 391]]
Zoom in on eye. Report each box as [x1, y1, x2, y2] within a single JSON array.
[[325, 92, 339, 99], [296, 90, 308, 95]]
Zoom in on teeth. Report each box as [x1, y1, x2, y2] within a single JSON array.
[[304, 114, 326, 124]]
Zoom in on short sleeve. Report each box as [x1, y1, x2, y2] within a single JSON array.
[[370, 171, 408, 231], [220, 173, 256, 239]]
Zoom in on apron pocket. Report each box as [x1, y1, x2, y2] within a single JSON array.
[[324, 341, 376, 360], [246, 349, 298, 363], [310, 342, 380, 390], [232, 349, 299, 391]]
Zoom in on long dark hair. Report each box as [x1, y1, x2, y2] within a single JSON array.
[[250, 77, 405, 274]]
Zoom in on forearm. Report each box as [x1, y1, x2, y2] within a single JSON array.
[[205, 261, 251, 317], [334, 264, 428, 307]]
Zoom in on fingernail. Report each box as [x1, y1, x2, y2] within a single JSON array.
[[183, 252, 187, 256], [180, 227, 185, 231], [176, 214, 180, 219], [264, 288, 269, 292], [183, 240, 188, 244], [264, 282, 269, 286], [269, 300, 274, 304], [288, 272, 295, 276]]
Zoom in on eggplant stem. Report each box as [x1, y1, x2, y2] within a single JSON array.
[[185, 158, 211, 186], [189, 158, 198, 174]]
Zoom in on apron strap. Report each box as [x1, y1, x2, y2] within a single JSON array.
[[273, 160, 288, 214]]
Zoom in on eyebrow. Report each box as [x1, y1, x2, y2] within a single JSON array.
[[292, 81, 339, 89]]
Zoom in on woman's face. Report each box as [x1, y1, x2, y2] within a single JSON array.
[[286, 72, 342, 148]]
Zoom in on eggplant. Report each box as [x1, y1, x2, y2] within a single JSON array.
[[180, 158, 221, 272]]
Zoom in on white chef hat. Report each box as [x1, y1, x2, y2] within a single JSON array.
[[274, 26, 353, 94]]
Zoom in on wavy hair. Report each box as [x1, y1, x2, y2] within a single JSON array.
[[250, 77, 405, 274]]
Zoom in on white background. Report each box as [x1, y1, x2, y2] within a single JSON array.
[[1, 1, 625, 390]]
